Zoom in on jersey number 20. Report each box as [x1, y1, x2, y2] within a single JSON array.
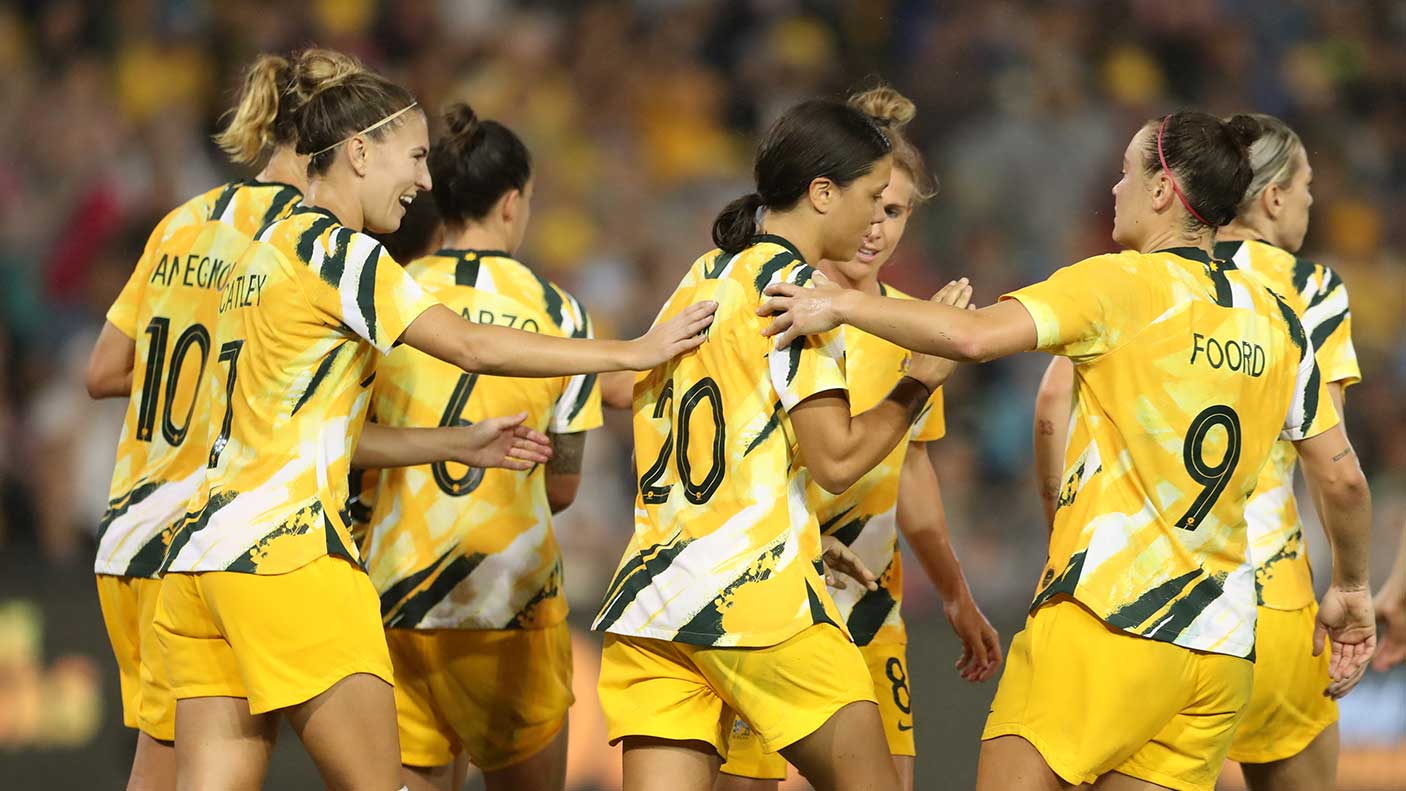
[[638, 377, 726, 505], [1176, 404, 1242, 531]]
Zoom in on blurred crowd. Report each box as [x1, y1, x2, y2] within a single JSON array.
[[2, 0, 1404, 622]]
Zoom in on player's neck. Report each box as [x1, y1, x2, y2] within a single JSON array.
[[257, 147, 307, 192], [756, 213, 821, 265], [816, 260, 881, 295], [1218, 217, 1277, 247], [304, 177, 364, 231], [1138, 225, 1214, 259], [441, 223, 510, 253]]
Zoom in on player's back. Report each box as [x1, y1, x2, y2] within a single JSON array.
[[364, 248, 602, 630], [96, 179, 301, 579], [1008, 246, 1334, 658], [593, 235, 849, 648], [1215, 238, 1360, 611]]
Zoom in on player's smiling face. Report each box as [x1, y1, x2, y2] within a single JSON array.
[[362, 111, 432, 235], [841, 166, 914, 282]]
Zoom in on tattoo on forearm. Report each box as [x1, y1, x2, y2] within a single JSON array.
[[894, 377, 931, 424], [547, 432, 586, 475], [1331, 447, 1354, 462], [1038, 419, 1055, 436]]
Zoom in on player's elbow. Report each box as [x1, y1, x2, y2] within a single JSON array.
[[1319, 463, 1371, 512], [85, 360, 122, 399], [546, 474, 581, 514], [809, 459, 860, 495], [452, 331, 508, 377]]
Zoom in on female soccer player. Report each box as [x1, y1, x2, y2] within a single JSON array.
[[714, 85, 1000, 791], [151, 68, 715, 790], [361, 103, 605, 791], [759, 111, 1376, 791], [593, 98, 967, 791], [1035, 113, 1368, 791]]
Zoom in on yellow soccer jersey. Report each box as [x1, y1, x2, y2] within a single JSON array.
[[96, 180, 302, 578], [363, 249, 604, 630], [818, 284, 945, 647], [1216, 239, 1360, 611], [163, 205, 438, 576], [1005, 247, 1337, 658], [593, 235, 851, 648]]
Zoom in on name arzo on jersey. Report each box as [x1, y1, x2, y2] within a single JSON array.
[[218, 272, 268, 313], [149, 252, 235, 293], [1190, 332, 1266, 377]]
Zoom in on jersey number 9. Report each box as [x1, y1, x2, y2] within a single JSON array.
[[1176, 404, 1242, 531]]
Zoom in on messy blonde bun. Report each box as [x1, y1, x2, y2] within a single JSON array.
[[847, 84, 936, 203], [214, 49, 363, 166]]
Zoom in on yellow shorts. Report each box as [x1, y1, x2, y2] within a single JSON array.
[[982, 598, 1253, 791], [1227, 603, 1338, 764], [95, 574, 175, 740], [152, 555, 393, 715], [598, 623, 875, 761], [719, 641, 911, 780], [388, 623, 574, 771]]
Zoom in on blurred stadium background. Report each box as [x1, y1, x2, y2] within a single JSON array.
[[0, 0, 1402, 788]]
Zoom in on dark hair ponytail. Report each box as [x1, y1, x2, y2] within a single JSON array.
[[428, 102, 532, 225], [711, 99, 891, 254], [1142, 111, 1264, 228]]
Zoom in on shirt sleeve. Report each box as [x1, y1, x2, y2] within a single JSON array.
[[550, 293, 605, 434], [304, 229, 439, 355], [1280, 312, 1340, 442], [911, 385, 946, 442], [767, 264, 847, 411], [1298, 261, 1361, 388], [1000, 254, 1152, 362]]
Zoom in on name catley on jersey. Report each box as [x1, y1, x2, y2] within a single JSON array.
[[820, 285, 945, 648], [163, 206, 437, 575], [95, 180, 301, 578], [363, 249, 603, 630], [593, 236, 851, 648], [1006, 248, 1337, 659], [1216, 239, 1360, 611]]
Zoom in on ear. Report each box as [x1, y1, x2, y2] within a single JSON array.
[[1148, 172, 1175, 213], [807, 177, 835, 214], [347, 136, 370, 178], [1261, 182, 1284, 221], [500, 188, 521, 224]]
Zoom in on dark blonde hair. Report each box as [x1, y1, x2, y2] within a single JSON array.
[[1234, 113, 1305, 214], [296, 68, 420, 176], [214, 49, 362, 165], [848, 85, 938, 204]]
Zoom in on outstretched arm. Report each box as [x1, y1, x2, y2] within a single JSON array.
[[352, 416, 552, 471], [400, 301, 717, 378], [1033, 357, 1074, 529], [760, 275, 1037, 362], [898, 441, 1002, 681]]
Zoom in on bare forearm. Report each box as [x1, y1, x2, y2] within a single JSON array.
[[898, 447, 971, 601], [456, 324, 639, 377], [833, 291, 1036, 362], [805, 378, 930, 493], [353, 424, 460, 468], [1033, 357, 1074, 529]]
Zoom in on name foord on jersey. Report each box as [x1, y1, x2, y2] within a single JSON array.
[[1190, 332, 1265, 377], [149, 251, 235, 293], [219, 272, 268, 313]]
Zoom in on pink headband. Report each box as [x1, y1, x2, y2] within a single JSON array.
[[1157, 116, 1210, 226]]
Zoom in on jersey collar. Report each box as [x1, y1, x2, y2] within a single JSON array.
[[751, 234, 806, 263], [1157, 245, 1236, 271]]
